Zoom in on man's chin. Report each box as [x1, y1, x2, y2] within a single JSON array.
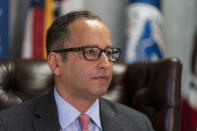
[[92, 86, 109, 98]]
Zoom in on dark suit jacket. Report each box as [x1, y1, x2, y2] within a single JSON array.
[[0, 90, 154, 131]]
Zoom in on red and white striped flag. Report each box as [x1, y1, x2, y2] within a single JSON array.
[[22, 0, 46, 58], [22, 0, 84, 58], [182, 31, 197, 131]]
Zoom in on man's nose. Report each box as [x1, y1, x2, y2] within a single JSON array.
[[97, 52, 111, 69]]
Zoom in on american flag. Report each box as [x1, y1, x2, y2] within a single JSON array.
[[22, 0, 84, 58]]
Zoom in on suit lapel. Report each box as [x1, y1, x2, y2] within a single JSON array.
[[99, 98, 121, 131], [33, 89, 60, 131], [32, 92, 121, 131]]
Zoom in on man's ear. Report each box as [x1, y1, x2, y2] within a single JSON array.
[[48, 52, 61, 75]]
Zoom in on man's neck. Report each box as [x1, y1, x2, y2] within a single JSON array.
[[55, 87, 96, 113]]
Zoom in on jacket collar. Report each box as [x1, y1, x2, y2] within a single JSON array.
[[33, 89, 60, 131], [99, 98, 121, 131], [32, 90, 120, 131]]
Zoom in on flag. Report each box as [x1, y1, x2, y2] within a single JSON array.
[[22, 0, 46, 58], [0, 0, 9, 58], [124, 0, 164, 63], [22, 0, 84, 58], [181, 31, 197, 131]]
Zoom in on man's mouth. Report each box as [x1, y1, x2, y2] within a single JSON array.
[[92, 75, 109, 81]]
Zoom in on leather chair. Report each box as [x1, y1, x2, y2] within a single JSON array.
[[0, 58, 182, 131]]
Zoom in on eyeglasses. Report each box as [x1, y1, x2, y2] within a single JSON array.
[[53, 46, 121, 62]]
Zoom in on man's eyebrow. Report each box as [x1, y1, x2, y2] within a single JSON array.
[[106, 45, 112, 48], [83, 45, 98, 48], [83, 45, 113, 48]]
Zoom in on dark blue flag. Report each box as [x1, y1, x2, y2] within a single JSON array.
[[0, 0, 9, 58], [124, 0, 164, 63]]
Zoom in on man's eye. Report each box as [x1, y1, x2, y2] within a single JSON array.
[[87, 50, 95, 54], [85, 49, 98, 55], [105, 50, 112, 56]]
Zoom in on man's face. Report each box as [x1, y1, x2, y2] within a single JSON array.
[[57, 18, 113, 101]]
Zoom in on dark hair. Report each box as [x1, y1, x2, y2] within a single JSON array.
[[46, 10, 101, 57]]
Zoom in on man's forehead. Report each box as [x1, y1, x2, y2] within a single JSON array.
[[69, 18, 104, 29], [64, 18, 111, 48], [85, 19, 104, 29], [68, 18, 109, 37]]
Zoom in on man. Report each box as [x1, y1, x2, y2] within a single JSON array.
[[0, 10, 154, 131]]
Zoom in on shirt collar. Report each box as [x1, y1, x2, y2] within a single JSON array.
[[85, 98, 102, 129], [54, 88, 102, 129], [54, 88, 80, 129]]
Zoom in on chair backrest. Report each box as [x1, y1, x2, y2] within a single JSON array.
[[0, 58, 182, 131], [104, 57, 182, 131], [0, 59, 53, 109]]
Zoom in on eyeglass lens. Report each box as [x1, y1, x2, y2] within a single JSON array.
[[83, 47, 120, 61]]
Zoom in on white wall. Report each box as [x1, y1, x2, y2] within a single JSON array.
[[163, 0, 197, 95], [85, 0, 128, 50], [10, 0, 30, 56]]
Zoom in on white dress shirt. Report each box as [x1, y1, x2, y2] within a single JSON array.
[[54, 88, 103, 131]]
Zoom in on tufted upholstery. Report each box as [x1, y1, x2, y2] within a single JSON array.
[[0, 59, 53, 109], [0, 58, 182, 131], [104, 58, 182, 131]]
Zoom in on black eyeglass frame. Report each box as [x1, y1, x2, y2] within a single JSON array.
[[53, 46, 121, 62]]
